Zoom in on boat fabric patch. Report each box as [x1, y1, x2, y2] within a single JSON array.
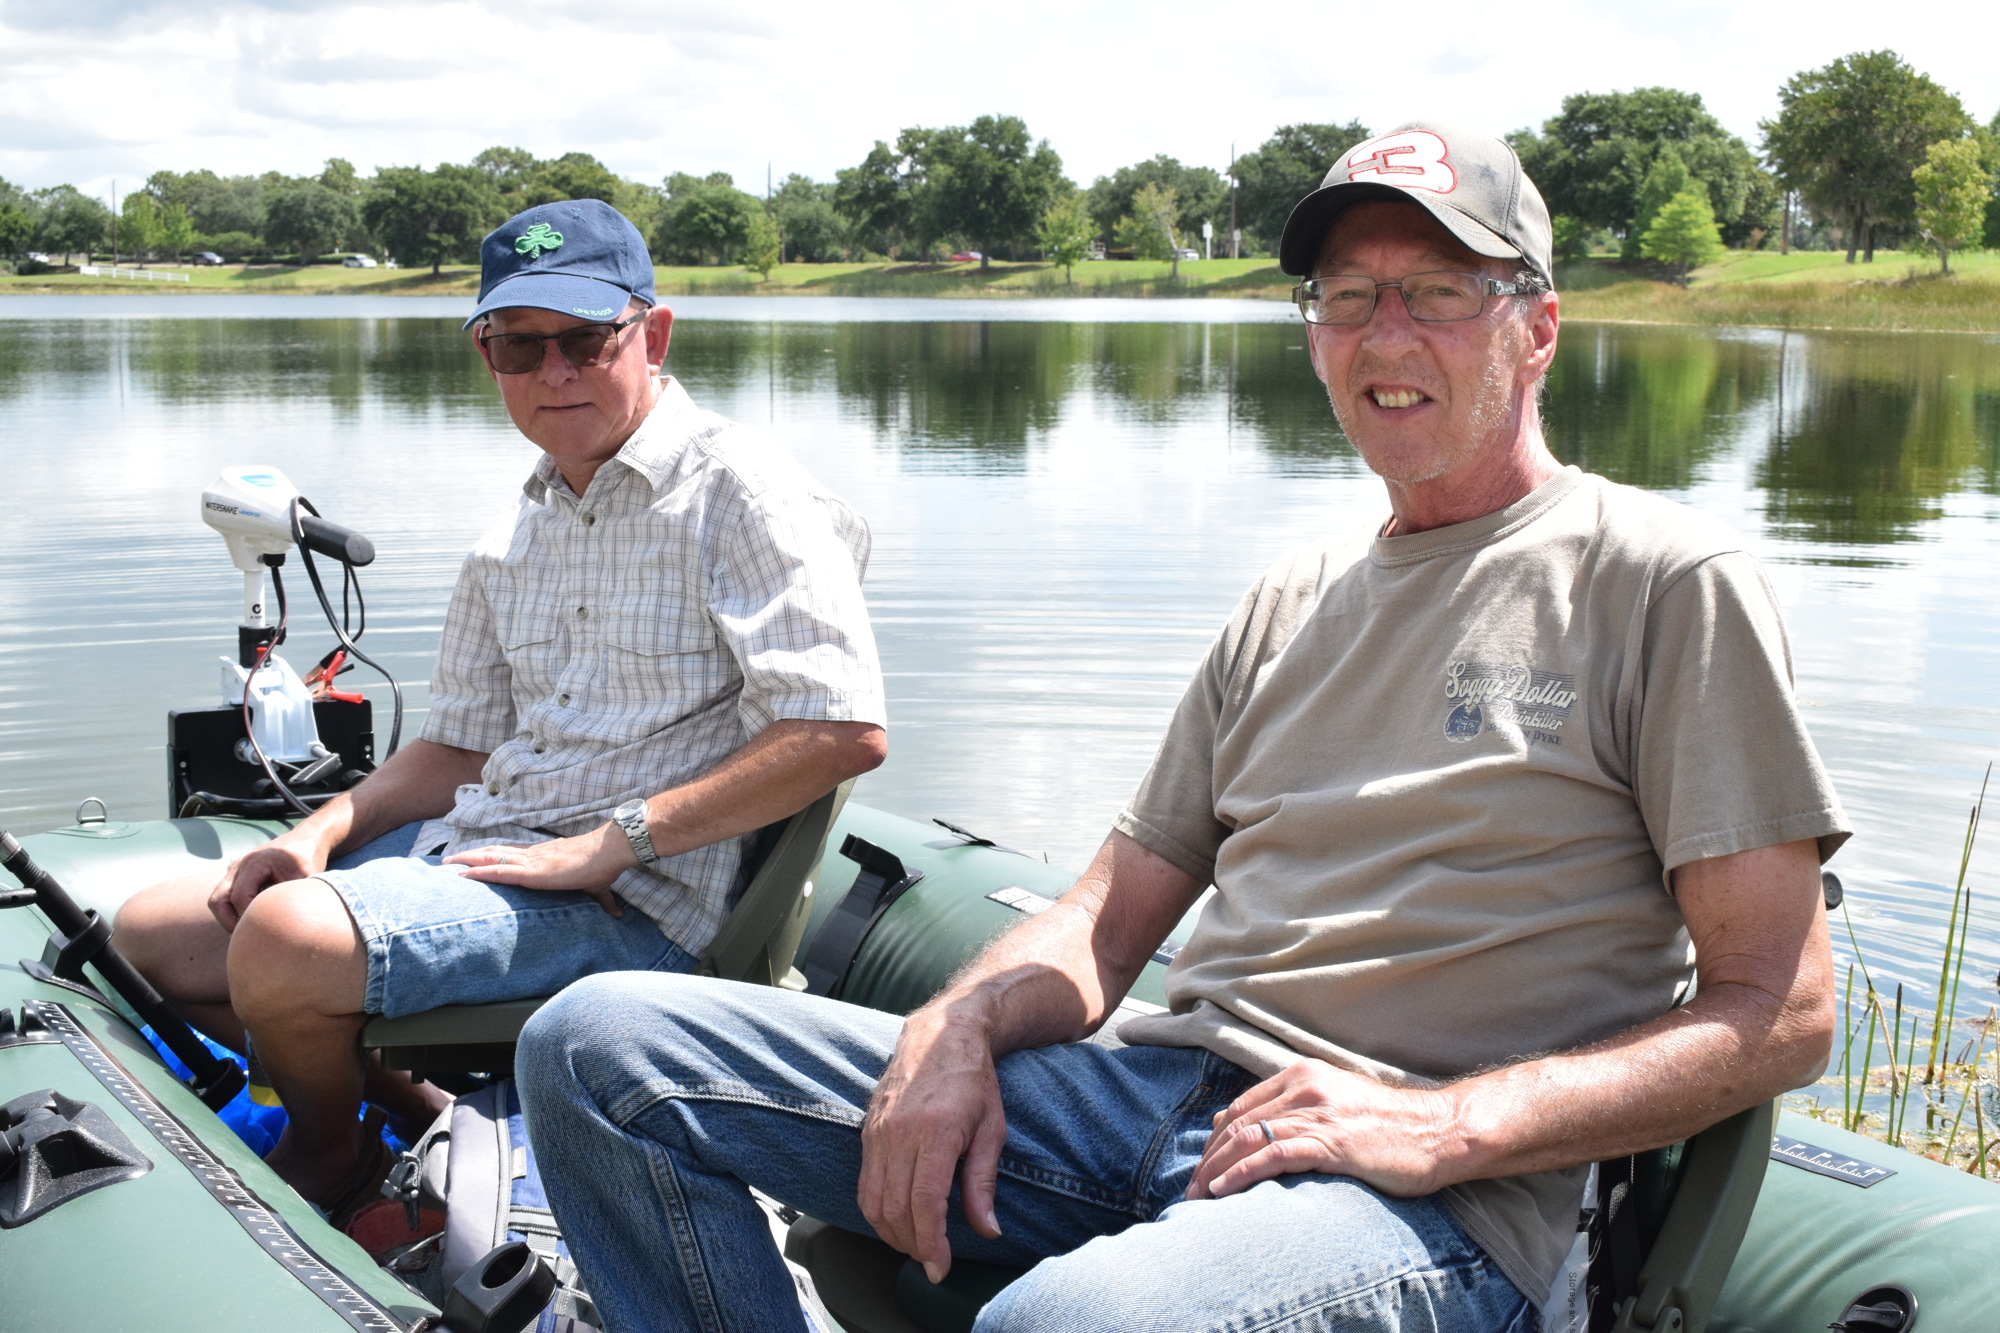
[[1769, 1133, 1898, 1188], [983, 886, 1182, 966], [24, 1000, 423, 1332]]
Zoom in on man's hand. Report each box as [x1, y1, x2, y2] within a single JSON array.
[[1187, 1060, 1457, 1202], [208, 836, 332, 932], [443, 824, 633, 918], [858, 1011, 1008, 1284]]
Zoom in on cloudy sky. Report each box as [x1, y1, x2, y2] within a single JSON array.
[[2, 0, 1995, 197]]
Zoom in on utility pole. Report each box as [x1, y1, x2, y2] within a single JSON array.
[[1227, 144, 1239, 260], [768, 160, 784, 266], [110, 179, 119, 267]]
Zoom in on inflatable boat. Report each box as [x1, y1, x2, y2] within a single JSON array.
[[2, 794, 1996, 1333]]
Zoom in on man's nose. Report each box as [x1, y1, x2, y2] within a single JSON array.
[[1359, 284, 1424, 347], [536, 337, 578, 384]]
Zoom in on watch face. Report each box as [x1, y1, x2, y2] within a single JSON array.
[[615, 799, 645, 821]]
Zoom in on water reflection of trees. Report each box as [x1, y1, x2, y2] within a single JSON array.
[[10, 312, 1996, 545], [1758, 333, 2000, 544], [1544, 325, 1761, 490], [0, 316, 497, 419]]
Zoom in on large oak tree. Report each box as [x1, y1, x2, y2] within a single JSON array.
[[1760, 50, 1973, 263]]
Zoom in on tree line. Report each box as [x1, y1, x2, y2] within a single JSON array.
[[2, 49, 1995, 280]]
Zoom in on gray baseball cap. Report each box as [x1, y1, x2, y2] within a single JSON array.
[[1278, 120, 1554, 288]]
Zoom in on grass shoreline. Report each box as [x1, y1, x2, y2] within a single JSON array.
[[4, 250, 1997, 333]]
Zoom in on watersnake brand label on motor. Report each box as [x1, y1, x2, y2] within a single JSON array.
[[1770, 1133, 1898, 1188], [984, 887, 1183, 966], [25, 1001, 423, 1332]]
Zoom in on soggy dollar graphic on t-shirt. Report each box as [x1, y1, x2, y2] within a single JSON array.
[[1442, 661, 1578, 745]]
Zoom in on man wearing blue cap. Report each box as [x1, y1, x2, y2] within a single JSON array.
[[115, 199, 888, 1220]]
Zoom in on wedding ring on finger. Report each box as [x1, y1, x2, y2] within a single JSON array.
[[1259, 1118, 1277, 1146]]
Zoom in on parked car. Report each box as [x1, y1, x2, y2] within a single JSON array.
[[1174, 248, 1201, 262], [190, 251, 224, 266], [948, 251, 982, 262], [341, 254, 378, 268]]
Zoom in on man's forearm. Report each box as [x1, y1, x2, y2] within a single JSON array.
[[1438, 975, 1831, 1184], [279, 738, 489, 860], [911, 831, 1203, 1059], [638, 719, 885, 858], [1437, 839, 1835, 1186]]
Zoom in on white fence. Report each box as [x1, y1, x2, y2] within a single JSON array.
[[76, 265, 191, 283]]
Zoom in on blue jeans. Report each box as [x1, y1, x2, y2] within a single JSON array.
[[315, 822, 698, 1018], [517, 973, 1533, 1333]]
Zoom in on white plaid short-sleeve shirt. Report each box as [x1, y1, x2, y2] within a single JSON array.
[[415, 377, 886, 957]]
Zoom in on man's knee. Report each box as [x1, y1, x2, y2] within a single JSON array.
[[522, 972, 718, 1072], [229, 879, 366, 1017], [111, 872, 225, 996]]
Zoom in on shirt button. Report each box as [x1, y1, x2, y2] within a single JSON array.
[[557, 693, 570, 706], [576, 606, 589, 620], [581, 513, 597, 527], [485, 781, 501, 795]]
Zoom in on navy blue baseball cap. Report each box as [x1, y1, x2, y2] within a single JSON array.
[[464, 199, 657, 329]]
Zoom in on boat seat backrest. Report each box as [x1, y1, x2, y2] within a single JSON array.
[[359, 782, 851, 1077]]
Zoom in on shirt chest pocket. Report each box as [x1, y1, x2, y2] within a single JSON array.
[[601, 611, 731, 714]]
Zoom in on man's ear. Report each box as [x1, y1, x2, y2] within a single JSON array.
[[469, 320, 499, 382], [643, 304, 674, 371], [1521, 290, 1559, 383]]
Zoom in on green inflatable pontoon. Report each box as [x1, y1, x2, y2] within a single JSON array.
[[2, 800, 1996, 1333]]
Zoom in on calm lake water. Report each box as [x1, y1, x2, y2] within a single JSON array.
[[1, 296, 1997, 1024]]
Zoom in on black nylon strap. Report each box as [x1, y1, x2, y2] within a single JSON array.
[[797, 836, 923, 999], [1589, 1154, 1643, 1332]]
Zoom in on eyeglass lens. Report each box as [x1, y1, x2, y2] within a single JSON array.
[[1298, 272, 1488, 325], [481, 321, 628, 375]]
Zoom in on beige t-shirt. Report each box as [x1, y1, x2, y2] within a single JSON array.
[[1113, 466, 1848, 1307]]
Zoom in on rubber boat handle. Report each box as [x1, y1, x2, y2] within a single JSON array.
[[0, 830, 246, 1111], [297, 514, 376, 567]]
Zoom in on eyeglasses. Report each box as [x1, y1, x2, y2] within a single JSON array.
[[1293, 272, 1524, 326], [476, 311, 645, 375]]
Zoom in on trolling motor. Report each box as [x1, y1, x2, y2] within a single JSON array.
[[169, 468, 402, 818]]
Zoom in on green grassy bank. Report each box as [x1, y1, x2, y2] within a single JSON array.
[[5, 250, 1996, 333], [1558, 250, 2000, 334], [0, 256, 1294, 301]]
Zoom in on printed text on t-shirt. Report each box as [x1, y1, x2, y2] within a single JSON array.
[[1442, 661, 1578, 746]]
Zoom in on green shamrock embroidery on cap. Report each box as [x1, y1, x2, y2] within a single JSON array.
[[515, 224, 564, 258]]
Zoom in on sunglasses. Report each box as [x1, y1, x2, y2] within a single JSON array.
[[477, 311, 645, 375]]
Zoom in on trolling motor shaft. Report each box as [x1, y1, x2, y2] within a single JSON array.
[[0, 830, 245, 1110]]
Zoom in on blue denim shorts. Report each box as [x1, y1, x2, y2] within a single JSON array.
[[315, 821, 697, 1019]]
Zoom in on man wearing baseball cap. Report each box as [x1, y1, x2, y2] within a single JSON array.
[[116, 198, 888, 1221], [519, 128, 1844, 1331]]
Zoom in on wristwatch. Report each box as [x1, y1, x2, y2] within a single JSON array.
[[611, 799, 658, 865]]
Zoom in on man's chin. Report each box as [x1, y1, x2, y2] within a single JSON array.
[[1343, 434, 1466, 488]]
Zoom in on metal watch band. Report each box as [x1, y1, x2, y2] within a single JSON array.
[[612, 799, 657, 865]]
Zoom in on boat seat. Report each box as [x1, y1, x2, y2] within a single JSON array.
[[360, 782, 851, 1079], [786, 1097, 1778, 1333]]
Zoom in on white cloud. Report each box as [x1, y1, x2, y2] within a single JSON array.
[[0, 0, 1994, 195]]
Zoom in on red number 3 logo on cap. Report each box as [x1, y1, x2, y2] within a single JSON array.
[[1345, 131, 1456, 194]]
